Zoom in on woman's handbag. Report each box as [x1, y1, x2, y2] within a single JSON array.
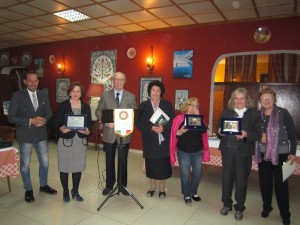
[[259, 141, 290, 154]]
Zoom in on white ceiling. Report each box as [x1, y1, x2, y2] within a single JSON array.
[[0, 0, 299, 50]]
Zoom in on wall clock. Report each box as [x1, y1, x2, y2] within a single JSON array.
[[21, 52, 32, 67]]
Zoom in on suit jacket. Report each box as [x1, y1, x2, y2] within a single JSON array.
[[95, 89, 137, 144], [216, 108, 261, 157], [8, 88, 53, 143], [55, 99, 92, 139], [136, 99, 175, 159]]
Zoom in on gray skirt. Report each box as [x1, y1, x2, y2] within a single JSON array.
[[57, 134, 87, 173]]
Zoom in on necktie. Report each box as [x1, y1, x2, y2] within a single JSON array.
[[32, 93, 38, 111], [115, 92, 120, 108]]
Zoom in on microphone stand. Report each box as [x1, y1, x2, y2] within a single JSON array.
[[97, 136, 144, 211]]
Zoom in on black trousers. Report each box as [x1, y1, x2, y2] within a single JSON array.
[[103, 141, 129, 189], [221, 149, 250, 212], [258, 154, 290, 220]]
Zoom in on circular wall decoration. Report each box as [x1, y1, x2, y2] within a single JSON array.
[[127, 47, 136, 59], [21, 52, 32, 67], [254, 27, 271, 44], [49, 55, 55, 64]]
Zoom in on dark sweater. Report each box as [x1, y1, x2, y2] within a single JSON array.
[[177, 122, 207, 153]]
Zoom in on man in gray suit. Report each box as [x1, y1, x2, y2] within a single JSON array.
[[96, 72, 137, 196], [9, 71, 57, 202]]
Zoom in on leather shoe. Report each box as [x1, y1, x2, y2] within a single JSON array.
[[282, 218, 291, 225], [25, 190, 35, 203], [192, 195, 201, 201], [261, 207, 273, 218], [40, 185, 57, 194], [119, 187, 130, 196], [147, 190, 155, 197], [184, 197, 192, 204], [235, 211, 243, 221], [220, 207, 232, 216], [102, 187, 112, 196], [159, 191, 166, 199], [71, 189, 84, 201]]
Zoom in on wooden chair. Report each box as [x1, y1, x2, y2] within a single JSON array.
[[0, 125, 16, 192]]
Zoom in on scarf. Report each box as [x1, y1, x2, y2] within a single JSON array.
[[234, 107, 247, 118], [169, 114, 210, 165], [254, 105, 279, 165]]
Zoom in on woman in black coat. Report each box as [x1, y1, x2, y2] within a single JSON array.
[[217, 87, 261, 221], [255, 88, 297, 225], [136, 80, 175, 199]]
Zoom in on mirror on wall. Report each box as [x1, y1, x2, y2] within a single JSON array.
[[209, 51, 300, 139]]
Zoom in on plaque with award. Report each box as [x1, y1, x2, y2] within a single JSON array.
[[65, 114, 87, 130], [184, 114, 204, 130], [220, 118, 242, 135]]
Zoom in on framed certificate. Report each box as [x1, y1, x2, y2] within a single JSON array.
[[65, 114, 87, 130], [184, 114, 204, 130], [220, 118, 242, 135]]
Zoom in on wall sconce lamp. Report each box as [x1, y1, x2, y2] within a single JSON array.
[[146, 45, 155, 74], [57, 53, 66, 76]]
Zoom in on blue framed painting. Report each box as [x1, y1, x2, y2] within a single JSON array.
[[173, 50, 193, 78]]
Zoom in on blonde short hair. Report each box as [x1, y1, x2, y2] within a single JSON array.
[[180, 97, 199, 113], [227, 87, 254, 110]]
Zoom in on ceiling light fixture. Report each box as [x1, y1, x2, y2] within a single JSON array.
[[54, 10, 90, 22]]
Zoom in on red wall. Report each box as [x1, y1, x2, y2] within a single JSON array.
[[7, 16, 300, 150]]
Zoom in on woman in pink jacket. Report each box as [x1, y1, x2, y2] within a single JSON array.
[[170, 97, 209, 204]]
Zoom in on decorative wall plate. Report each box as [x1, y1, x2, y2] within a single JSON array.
[[49, 55, 55, 64], [0, 51, 9, 66], [21, 52, 32, 67], [127, 47, 136, 59]]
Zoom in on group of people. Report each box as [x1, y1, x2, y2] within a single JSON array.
[[216, 87, 297, 225], [8, 70, 297, 225]]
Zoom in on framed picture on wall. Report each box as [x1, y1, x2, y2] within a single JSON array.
[[173, 50, 193, 78], [34, 58, 44, 78], [175, 89, 188, 110], [56, 78, 70, 103], [139, 77, 162, 103]]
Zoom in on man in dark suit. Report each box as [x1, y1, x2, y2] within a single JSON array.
[[8, 71, 57, 202], [96, 71, 137, 196]]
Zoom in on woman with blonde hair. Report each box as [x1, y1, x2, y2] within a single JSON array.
[[170, 97, 209, 204], [217, 87, 261, 220]]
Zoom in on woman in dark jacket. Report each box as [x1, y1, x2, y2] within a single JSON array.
[[136, 80, 175, 199], [255, 88, 297, 225], [217, 87, 261, 221], [55, 82, 92, 202]]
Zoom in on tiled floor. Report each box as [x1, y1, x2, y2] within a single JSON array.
[[1, 141, 299, 225]]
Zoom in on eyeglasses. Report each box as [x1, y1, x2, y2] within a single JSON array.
[[188, 104, 199, 109], [113, 79, 125, 82], [260, 97, 272, 101]]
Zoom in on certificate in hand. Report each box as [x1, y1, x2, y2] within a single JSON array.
[[282, 160, 296, 182], [150, 108, 170, 125], [65, 114, 87, 130]]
